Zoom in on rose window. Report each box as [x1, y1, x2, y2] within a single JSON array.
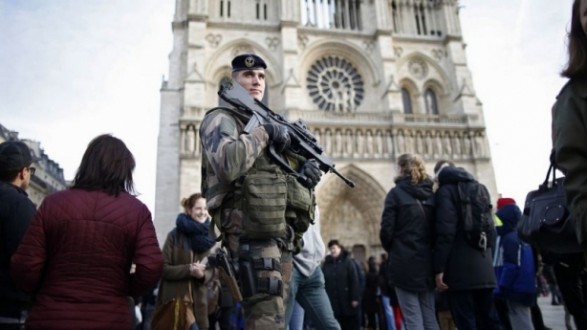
[[306, 56, 364, 112]]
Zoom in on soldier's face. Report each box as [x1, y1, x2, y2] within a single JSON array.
[[234, 69, 265, 101]]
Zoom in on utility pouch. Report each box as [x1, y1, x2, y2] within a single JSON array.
[[238, 259, 257, 298], [242, 172, 287, 238], [286, 176, 315, 237], [286, 175, 314, 213]]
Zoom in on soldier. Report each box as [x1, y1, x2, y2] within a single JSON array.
[[199, 53, 322, 330]]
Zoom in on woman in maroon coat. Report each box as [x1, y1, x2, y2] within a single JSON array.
[[10, 134, 164, 330]]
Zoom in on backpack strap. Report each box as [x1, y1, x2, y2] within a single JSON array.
[[457, 181, 473, 231]]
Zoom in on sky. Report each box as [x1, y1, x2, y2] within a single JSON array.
[[0, 0, 575, 212]]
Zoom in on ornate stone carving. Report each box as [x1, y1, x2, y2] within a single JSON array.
[[432, 48, 445, 61], [205, 34, 222, 48], [306, 56, 364, 112], [298, 34, 308, 49], [408, 58, 428, 80], [363, 40, 376, 53], [265, 37, 280, 51]]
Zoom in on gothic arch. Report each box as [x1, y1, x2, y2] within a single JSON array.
[[298, 39, 381, 86], [206, 39, 283, 84], [316, 164, 387, 255], [397, 51, 452, 92], [399, 78, 419, 114]]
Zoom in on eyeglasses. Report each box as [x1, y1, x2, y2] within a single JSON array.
[[28, 167, 36, 176]]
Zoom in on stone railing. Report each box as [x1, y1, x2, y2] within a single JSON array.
[[179, 108, 489, 161]]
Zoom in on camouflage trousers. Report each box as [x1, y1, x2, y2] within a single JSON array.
[[220, 208, 293, 330], [239, 240, 292, 330]]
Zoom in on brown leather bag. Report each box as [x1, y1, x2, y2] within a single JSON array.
[[151, 282, 196, 330]]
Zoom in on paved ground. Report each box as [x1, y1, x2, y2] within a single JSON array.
[[538, 295, 572, 330]]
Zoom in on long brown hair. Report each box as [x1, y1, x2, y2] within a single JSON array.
[[72, 134, 136, 196], [562, 0, 587, 78], [395, 153, 429, 185]]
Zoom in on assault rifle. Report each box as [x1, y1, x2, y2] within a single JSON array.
[[214, 248, 243, 303], [218, 79, 355, 188]]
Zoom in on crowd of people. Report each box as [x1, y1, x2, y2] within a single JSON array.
[[2, 1, 587, 329]]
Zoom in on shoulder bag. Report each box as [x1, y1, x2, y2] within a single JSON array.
[[151, 268, 196, 330], [517, 154, 582, 254]]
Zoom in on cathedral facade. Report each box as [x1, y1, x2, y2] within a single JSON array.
[[154, 0, 497, 260]]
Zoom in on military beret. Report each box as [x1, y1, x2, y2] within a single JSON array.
[[0, 140, 32, 171], [231, 53, 267, 72]]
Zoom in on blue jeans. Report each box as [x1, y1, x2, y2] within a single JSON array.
[[288, 301, 305, 330], [380, 295, 396, 330], [285, 266, 341, 330]]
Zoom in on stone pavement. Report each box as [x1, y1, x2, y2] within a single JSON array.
[[538, 295, 572, 330]]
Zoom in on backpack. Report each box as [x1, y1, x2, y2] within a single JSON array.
[[457, 181, 495, 252]]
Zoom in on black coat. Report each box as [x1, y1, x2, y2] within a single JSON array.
[[0, 181, 36, 316], [323, 250, 360, 317], [434, 166, 496, 291], [379, 176, 436, 291]]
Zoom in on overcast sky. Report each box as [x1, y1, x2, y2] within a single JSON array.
[[0, 0, 574, 212]]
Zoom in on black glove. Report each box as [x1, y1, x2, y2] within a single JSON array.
[[299, 159, 322, 189], [263, 123, 291, 153]]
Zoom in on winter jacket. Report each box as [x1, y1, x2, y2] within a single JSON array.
[[156, 216, 216, 330], [323, 250, 360, 317], [10, 189, 164, 330], [552, 77, 587, 249], [494, 204, 536, 306], [434, 166, 496, 291], [0, 181, 36, 317], [362, 265, 380, 314], [380, 176, 436, 291]]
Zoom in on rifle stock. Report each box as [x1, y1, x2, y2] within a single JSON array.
[[219, 79, 355, 188], [216, 249, 243, 303]]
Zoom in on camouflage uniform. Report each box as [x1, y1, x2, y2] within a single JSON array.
[[200, 106, 314, 330]]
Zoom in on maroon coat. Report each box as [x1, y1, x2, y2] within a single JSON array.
[[10, 189, 164, 330]]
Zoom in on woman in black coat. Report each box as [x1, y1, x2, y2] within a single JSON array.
[[323, 240, 361, 330], [379, 153, 439, 330]]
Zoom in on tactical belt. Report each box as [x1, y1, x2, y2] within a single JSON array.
[[253, 257, 282, 272], [257, 277, 283, 296]]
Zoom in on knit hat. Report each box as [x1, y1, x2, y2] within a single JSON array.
[[0, 141, 32, 172], [497, 197, 516, 210]]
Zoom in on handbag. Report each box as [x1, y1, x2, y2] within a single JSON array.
[[151, 280, 196, 330], [517, 156, 582, 254]]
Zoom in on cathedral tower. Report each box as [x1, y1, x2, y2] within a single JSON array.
[[155, 0, 496, 259]]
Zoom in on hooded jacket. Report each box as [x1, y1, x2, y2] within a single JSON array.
[[434, 166, 496, 291], [380, 176, 435, 291], [494, 204, 536, 306]]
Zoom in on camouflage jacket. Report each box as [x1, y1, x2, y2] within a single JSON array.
[[199, 106, 271, 210]]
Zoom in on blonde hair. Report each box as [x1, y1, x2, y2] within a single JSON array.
[[180, 192, 203, 214], [395, 153, 429, 185]]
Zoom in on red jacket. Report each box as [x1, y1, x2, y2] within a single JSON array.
[[10, 189, 164, 330]]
